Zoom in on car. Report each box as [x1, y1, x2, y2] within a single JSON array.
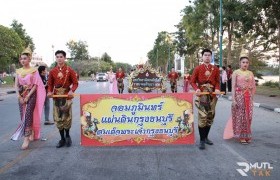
[[96, 73, 108, 82]]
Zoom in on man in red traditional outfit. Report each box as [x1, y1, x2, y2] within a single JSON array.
[[116, 67, 125, 94], [47, 50, 79, 148], [191, 49, 220, 150], [168, 67, 179, 93]]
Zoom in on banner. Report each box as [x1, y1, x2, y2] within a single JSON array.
[[80, 93, 194, 146], [128, 63, 166, 93]]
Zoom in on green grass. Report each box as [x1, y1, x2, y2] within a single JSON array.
[[256, 85, 280, 96], [1, 76, 15, 87]]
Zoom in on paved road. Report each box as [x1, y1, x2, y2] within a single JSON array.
[[0, 80, 279, 180]]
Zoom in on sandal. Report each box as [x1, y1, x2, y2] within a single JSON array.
[[21, 137, 30, 150]]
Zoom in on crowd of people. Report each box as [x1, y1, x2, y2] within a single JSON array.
[[11, 47, 255, 150]]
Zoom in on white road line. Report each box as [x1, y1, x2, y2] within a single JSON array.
[[222, 144, 248, 162]]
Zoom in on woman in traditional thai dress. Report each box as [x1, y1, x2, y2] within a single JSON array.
[[107, 68, 118, 94], [11, 48, 45, 150], [224, 51, 256, 144], [183, 68, 191, 92]]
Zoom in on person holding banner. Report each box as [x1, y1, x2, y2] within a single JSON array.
[[190, 49, 220, 150], [107, 67, 118, 94], [47, 50, 79, 148], [11, 48, 46, 150], [116, 67, 125, 94], [229, 51, 256, 144], [168, 67, 179, 93]]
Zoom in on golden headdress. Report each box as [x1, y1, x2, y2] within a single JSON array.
[[239, 46, 249, 60], [21, 46, 32, 59]]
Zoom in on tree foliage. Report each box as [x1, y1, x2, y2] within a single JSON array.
[[170, 0, 279, 73], [66, 40, 90, 61], [10, 20, 35, 51], [0, 25, 24, 71], [114, 62, 132, 73], [100, 52, 112, 63], [147, 31, 176, 73]]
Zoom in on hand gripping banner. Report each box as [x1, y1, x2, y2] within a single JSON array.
[[80, 93, 194, 146]]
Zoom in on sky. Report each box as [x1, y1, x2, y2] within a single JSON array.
[[0, 0, 189, 66]]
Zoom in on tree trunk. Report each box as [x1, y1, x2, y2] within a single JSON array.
[[165, 62, 168, 74], [227, 23, 233, 66], [189, 55, 193, 69]]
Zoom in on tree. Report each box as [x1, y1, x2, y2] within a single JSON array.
[[253, 0, 280, 88], [147, 31, 176, 73], [178, 0, 278, 71], [10, 20, 35, 51], [66, 40, 90, 61], [100, 52, 112, 63], [114, 62, 132, 73], [0, 25, 24, 71]]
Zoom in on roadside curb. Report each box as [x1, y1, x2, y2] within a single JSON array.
[[222, 95, 280, 113], [0, 89, 16, 99], [0, 91, 16, 95]]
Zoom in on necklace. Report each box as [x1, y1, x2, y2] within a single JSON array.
[[238, 69, 250, 82], [57, 66, 64, 79], [204, 64, 212, 77]]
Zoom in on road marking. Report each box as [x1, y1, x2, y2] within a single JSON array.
[[0, 149, 32, 174], [222, 144, 248, 162], [0, 128, 57, 174], [0, 133, 13, 145]]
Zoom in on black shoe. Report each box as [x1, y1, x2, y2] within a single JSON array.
[[199, 141, 205, 150], [205, 138, 213, 145], [44, 121, 55, 125], [65, 137, 72, 147], [56, 139, 65, 148]]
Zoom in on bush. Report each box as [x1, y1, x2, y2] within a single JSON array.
[[262, 81, 279, 87]]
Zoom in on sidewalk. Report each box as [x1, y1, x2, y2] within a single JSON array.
[[0, 86, 16, 100], [222, 92, 280, 113]]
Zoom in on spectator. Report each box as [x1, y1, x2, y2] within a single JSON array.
[[38, 66, 54, 125]]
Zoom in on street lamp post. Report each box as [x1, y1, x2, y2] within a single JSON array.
[[165, 34, 172, 73], [219, 0, 223, 67], [168, 46, 170, 72], [52, 45, 54, 63]]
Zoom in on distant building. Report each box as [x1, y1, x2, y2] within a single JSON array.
[[174, 54, 184, 76]]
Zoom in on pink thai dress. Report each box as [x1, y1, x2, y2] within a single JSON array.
[[224, 69, 256, 140], [11, 68, 46, 141], [108, 72, 118, 94]]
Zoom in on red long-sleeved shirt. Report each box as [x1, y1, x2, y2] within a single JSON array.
[[168, 72, 179, 80], [48, 65, 78, 94], [116, 71, 125, 79], [190, 64, 220, 91]]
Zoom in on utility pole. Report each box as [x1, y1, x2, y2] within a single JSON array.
[[219, 0, 223, 67], [156, 48, 158, 68], [52, 45, 54, 63]]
